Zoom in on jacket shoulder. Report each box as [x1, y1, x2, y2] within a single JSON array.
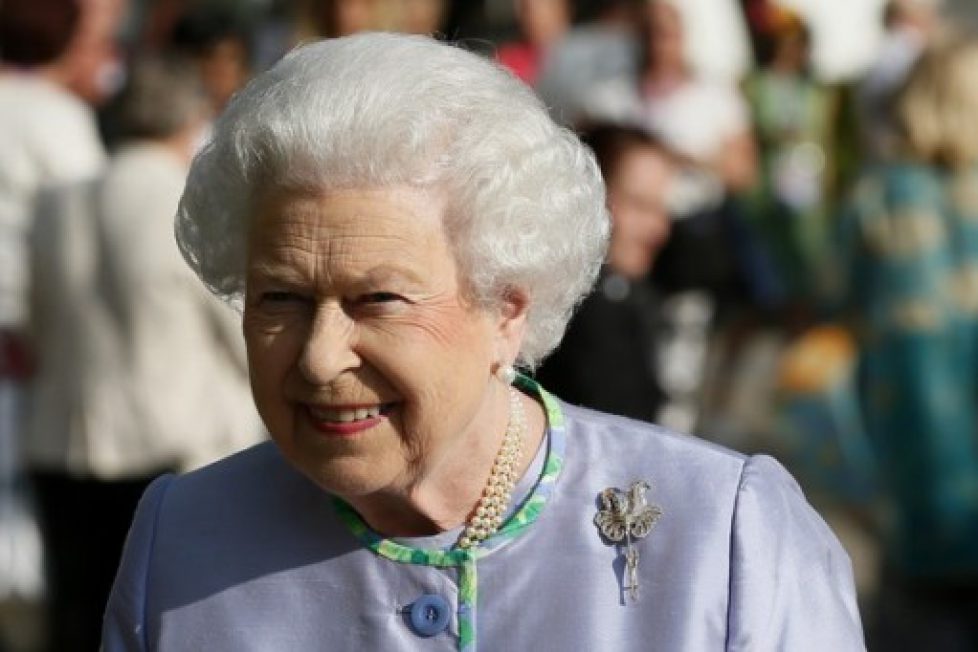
[[561, 402, 747, 478]]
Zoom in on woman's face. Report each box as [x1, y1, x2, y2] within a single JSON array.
[[244, 186, 514, 499], [606, 146, 673, 279]]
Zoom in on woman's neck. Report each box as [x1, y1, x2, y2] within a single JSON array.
[[342, 388, 547, 538]]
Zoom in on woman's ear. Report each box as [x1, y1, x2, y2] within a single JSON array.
[[493, 286, 530, 368]]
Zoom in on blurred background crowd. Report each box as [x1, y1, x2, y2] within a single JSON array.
[[1, 0, 977, 649]]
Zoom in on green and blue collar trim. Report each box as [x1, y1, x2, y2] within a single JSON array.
[[333, 375, 566, 651]]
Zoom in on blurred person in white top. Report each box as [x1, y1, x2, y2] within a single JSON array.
[[0, 0, 123, 333], [584, 0, 757, 200], [27, 55, 262, 652], [0, 0, 122, 611]]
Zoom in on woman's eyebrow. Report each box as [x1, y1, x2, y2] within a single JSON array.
[[359, 264, 426, 287], [246, 262, 428, 290]]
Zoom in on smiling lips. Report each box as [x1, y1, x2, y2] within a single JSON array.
[[306, 403, 391, 436]]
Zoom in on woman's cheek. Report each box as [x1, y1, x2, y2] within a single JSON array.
[[396, 301, 490, 346]]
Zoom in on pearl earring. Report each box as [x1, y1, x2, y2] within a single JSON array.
[[497, 364, 517, 385]]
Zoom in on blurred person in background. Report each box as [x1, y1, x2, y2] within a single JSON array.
[[837, 37, 978, 650], [857, 0, 943, 164], [27, 55, 262, 652], [743, 7, 835, 315], [495, 0, 571, 86], [703, 3, 874, 526], [635, 0, 756, 194], [582, 0, 759, 432], [396, 0, 447, 34], [584, 0, 757, 194], [170, 5, 253, 115], [295, 0, 378, 38], [0, 0, 121, 393], [582, 0, 757, 296], [294, 0, 445, 40], [535, 125, 673, 423], [0, 0, 122, 616], [534, 0, 640, 127]]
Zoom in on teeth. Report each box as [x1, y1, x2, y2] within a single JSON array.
[[309, 405, 384, 423]]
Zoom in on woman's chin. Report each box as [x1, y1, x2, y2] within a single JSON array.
[[274, 421, 400, 499], [298, 456, 394, 500]]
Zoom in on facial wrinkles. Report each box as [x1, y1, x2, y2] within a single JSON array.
[[251, 228, 430, 305], [317, 234, 427, 289], [248, 212, 329, 294], [398, 364, 508, 513], [371, 290, 479, 342], [394, 387, 486, 500], [287, 365, 394, 413], [377, 294, 493, 495], [312, 211, 478, 348], [278, 249, 468, 404], [356, 381, 479, 509]]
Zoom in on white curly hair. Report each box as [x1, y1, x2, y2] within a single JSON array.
[[175, 32, 609, 368]]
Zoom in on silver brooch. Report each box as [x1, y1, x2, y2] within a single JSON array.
[[594, 481, 663, 603]]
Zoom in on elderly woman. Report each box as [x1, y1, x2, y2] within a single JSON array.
[[103, 33, 863, 650]]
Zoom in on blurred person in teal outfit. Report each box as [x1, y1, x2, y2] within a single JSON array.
[[837, 37, 978, 649]]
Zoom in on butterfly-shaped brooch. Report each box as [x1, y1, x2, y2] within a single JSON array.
[[594, 480, 663, 603]]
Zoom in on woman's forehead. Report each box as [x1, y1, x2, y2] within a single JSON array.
[[246, 186, 456, 281], [250, 186, 446, 238]]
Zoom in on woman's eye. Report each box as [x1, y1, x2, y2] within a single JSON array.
[[360, 292, 403, 304]]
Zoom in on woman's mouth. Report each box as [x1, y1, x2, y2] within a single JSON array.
[[309, 405, 383, 423], [305, 403, 395, 436]]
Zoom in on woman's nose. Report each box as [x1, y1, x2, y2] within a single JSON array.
[[297, 305, 358, 384]]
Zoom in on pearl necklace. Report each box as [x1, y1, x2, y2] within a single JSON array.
[[456, 387, 526, 549]]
